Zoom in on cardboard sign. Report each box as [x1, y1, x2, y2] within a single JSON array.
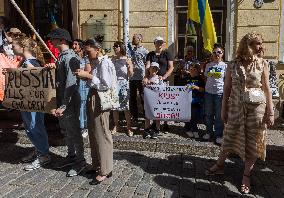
[[2, 67, 56, 113], [144, 86, 192, 121]]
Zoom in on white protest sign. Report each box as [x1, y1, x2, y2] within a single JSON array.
[[144, 86, 192, 121]]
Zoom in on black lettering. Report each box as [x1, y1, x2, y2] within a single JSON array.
[[43, 69, 55, 89], [14, 71, 21, 88], [30, 69, 41, 88], [6, 72, 14, 88], [40, 91, 45, 99], [21, 69, 31, 87]]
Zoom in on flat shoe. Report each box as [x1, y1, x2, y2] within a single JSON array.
[[127, 130, 133, 137], [241, 174, 250, 194], [89, 172, 112, 185], [205, 163, 224, 176]]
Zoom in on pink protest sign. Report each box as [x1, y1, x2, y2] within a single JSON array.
[[0, 53, 19, 101]]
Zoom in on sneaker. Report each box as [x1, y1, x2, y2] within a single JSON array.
[[202, 133, 211, 140], [81, 129, 88, 138], [215, 137, 223, 145], [56, 155, 77, 169], [24, 155, 51, 171], [193, 132, 200, 139], [66, 160, 87, 177], [151, 132, 158, 139], [21, 150, 37, 163], [186, 131, 194, 138], [143, 129, 151, 139]]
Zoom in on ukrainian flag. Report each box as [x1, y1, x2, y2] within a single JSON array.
[[187, 0, 217, 52]]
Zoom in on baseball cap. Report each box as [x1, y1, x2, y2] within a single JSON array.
[[150, 62, 160, 70], [154, 36, 164, 43], [47, 28, 72, 42]]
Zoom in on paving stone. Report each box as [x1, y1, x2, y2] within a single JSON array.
[[148, 187, 164, 198], [2, 186, 30, 198], [164, 189, 179, 198], [0, 143, 283, 198], [223, 181, 242, 197], [52, 181, 78, 198], [135, 181, 152, 196], [195, 189, 212, 198], [70, 189, 90, 198], [125, 173, 143, 187], [117, 186, 136, 198], [180, 179, 195, 197], [22, 171, 58, 196], [264, 185, 284, 198]]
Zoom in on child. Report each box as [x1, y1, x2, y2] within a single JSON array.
[[203, 44, 227, 145], [144, 62, 164, 139], [184, 63, 205, 139], [11, 37, 51, 170]]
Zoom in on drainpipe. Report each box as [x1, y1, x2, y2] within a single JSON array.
[[123, 0, 130, 46]]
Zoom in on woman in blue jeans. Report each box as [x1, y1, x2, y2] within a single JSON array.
[[203, 44, 227, 145], [11, 37, 50, 170], [72, 39, 91, 136]]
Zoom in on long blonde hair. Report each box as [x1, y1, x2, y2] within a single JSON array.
[[14, 37, 45, 65], [236, 32, 264, 61]]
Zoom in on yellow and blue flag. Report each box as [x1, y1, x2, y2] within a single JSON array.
[[187, 0, 217, 52]]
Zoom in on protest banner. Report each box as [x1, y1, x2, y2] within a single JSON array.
[[144, 86, 192, 121], [2, 67, 56, 113]]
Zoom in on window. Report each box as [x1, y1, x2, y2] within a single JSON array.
[[175, 0, 227, 60]]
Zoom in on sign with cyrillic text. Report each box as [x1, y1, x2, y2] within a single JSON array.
[[2, 68, 56, 113], [144, 86, 192, 121]]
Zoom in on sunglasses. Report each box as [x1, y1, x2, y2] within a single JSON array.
[[212, 51, 223, 55], [113, 45, 120, 49], [155, 41, 164, 45]]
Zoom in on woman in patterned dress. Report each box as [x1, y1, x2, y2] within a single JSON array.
[[205, 32, 274, 194], [112, 41, 134, 136]]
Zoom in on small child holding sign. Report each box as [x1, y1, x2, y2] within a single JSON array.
[[144, 62, 164, 139], [185, 63, 205, 139]]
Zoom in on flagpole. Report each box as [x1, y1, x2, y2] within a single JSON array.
[[9, 0, 57, 61]]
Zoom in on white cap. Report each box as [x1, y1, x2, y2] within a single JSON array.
[[154, 36, 164, 43], [150, 62, 160, 69]]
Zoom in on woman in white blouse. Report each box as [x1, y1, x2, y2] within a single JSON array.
[[75, 38, 116, 185]]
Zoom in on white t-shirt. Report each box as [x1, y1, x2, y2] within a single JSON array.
[[204, 61, 227, 94]]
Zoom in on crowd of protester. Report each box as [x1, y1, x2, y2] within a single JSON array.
[[0, 15, 275, 193]]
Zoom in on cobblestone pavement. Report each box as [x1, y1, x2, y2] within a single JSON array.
[[0, 143, 284, 198]]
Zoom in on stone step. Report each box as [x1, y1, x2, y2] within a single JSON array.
[[1, 126, 284, 161]]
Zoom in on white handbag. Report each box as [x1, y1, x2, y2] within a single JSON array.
[[97, 87, 119, 111], [244, 88, 266, 104]]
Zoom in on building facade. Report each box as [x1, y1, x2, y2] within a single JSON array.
[[1, 0, 284, 98]]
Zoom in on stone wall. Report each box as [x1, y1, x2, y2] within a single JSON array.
[[78, 0, 167, 52], [0, 0, 4, 16], [236, 0, 281, 60]]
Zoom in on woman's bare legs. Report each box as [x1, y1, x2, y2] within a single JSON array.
[[206, 150, 228, 175], [241, 157, 257, 194], [124, 110, 133, 136]]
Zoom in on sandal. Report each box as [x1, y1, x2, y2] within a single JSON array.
[[240, 174, 251, 194], [205, 163, 224, 176], [127, 130, 134, 137]]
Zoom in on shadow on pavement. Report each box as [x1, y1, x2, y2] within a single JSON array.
[[114, 150, 284, 198]]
